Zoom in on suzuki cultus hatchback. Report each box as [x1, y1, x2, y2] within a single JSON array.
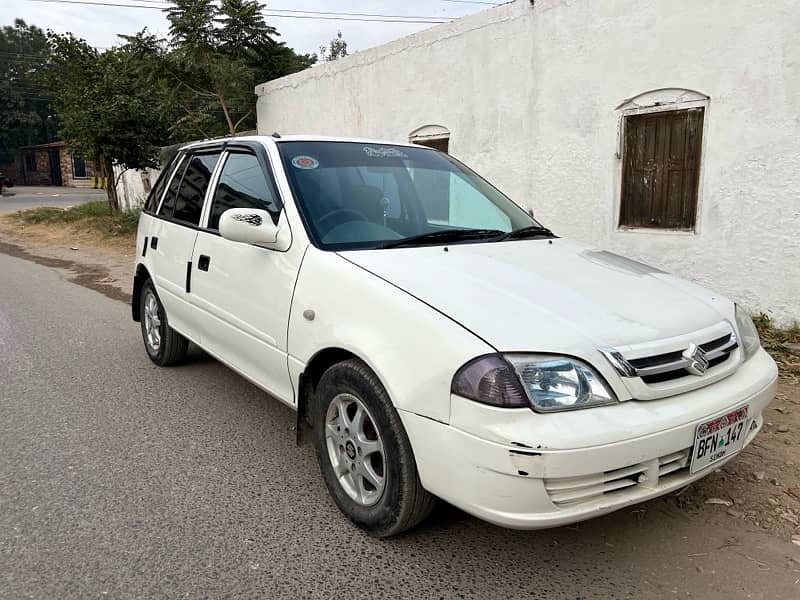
[[133, 136, 777, 537]]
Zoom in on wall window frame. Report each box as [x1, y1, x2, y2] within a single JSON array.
[[409, 124, 450, 154], [72, 155, 89, 179], [614, 88, 710, 235]]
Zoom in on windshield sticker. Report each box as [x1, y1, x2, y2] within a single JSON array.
[[291, 155, 319, 170], [363, 146, 409, 159]]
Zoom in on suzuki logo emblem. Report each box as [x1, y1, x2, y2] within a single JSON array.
[[682, 343, 709, 376]]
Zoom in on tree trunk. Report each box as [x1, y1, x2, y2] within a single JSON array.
[[101, 156, 119, 213]]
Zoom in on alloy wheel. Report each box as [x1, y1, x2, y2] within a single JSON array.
[[143, 290, 162, 352], [325, 393, 387, 506]]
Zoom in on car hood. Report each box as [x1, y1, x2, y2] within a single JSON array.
[[339, 238, 733, 352]]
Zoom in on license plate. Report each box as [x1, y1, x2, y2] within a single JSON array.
[[690, 406, 749, 474]]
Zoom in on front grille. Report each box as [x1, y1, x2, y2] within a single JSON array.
[[602, 328, 739, 389], [639, 354, 730, 384], [627, 334, 730, 369], [544, 448, 691, 508]]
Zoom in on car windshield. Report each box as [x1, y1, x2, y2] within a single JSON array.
[[277, 140, 542, 250]]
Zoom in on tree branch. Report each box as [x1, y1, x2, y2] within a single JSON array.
[[233, 110, 253, 133], [162, 61, 217, 99], [113, 166, 131, 188], [217, 93, 235, 135]]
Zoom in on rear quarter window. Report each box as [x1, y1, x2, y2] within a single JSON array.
[[144, 157, 178, 214], [157, 157, 188, 218]]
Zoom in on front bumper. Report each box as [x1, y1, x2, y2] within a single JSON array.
[[400, 349, 778, 530]]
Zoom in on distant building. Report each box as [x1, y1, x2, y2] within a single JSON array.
[[255, 0, 800, 324], [2, 141, 98, 187]]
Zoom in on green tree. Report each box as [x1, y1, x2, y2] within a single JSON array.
[[0, 19, 52, 165], [319, 31, 348, 62], [45, 32, 170, 212], [156, 0, 315, 138]]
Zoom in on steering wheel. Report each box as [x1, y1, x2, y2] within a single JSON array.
[[317, 208, 368, 236]]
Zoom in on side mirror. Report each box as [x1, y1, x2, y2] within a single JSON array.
[[219, 208, 280, 246], [527, 207, 535, 219]]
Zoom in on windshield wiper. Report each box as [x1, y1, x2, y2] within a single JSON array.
[[501, 225, 557, 241], [378, 228, 506, 249]]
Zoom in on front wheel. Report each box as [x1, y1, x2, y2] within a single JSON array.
[[139, 279, 189, 366], [312, 359, 435, 537]]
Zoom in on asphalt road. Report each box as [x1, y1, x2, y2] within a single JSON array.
[[0, 186, 105, 213], [1, 252, 797, 599]]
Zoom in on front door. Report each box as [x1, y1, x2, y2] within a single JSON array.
[[188, 147, 298, 404]]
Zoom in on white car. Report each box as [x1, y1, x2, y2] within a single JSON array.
[[133, 135, 777, 537]]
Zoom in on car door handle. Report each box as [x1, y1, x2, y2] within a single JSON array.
[[150, 236, 158, 250], [198, 254, 211, 271]]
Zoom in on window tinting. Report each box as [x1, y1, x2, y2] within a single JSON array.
[[145, 159, 175, 213], [174, 153, 220, 225], [209, 152, 279, 230], [157, 157, 187, 218], [277, 141, 534, 250]]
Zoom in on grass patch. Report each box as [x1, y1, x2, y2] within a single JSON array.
[[753, 313, 800, 380], [13, 201, 140, 238]]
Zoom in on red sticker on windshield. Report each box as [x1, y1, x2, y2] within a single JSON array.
[[291, 155, 319, 170]]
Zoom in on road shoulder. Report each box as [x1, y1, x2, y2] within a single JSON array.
[[0, 225, 133, 303]]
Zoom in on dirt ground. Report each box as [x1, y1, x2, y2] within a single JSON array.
[[671, 382, 800, 542], [0, 215, 135, 302], [1, 217, 799, 562]]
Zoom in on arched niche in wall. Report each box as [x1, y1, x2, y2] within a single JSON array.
[[409, 124, 450, 153], [615, 88, 710, 112]]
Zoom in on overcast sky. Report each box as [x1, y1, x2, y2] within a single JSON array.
[[2, 0, 500, 55]]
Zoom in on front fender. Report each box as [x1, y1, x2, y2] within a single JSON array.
[[287, 248, 493, 424]]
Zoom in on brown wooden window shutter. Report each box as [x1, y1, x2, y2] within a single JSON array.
[[412, 137, 449, 153], [620, 108, 704, 230]]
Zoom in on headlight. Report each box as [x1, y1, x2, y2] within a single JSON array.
[[735, 304, 761, 361], [452, 354, 617, 412], [507, 355, 617, 412]]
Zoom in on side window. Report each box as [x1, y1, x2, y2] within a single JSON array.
[[145, 158, 177, 213], [411, 168, 511, 230], [448, 175, 511, 230], [209, 152, 279, 230], [158, 157, 187, 218], [173, 153, 220, 225]]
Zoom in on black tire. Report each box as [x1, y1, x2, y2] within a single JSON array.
[[139, 278, 189, 366], [312, 359, 435, 537]]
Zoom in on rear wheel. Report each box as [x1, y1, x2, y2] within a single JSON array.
[[140, 279, 188, 366], [312, 359, 435, 537]]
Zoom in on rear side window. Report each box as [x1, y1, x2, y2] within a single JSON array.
[[144, 156, 178, 213], [158, 157, 187, 218], [173, 153, 221, 225], [208, 152, 280, 230]]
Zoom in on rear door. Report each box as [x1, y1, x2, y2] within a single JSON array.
[[188, 144, 297, 403], [148, 150, 221, 336]]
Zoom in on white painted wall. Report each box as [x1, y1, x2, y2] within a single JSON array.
[[256, 0, 800, 325], [115, 166, 160, 212]]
